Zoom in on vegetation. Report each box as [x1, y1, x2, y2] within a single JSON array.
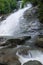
[[0, 0, 17, 14], [0, 0, 43, 23], [22, 0, 43, 23], [38, 0, 43, 23]]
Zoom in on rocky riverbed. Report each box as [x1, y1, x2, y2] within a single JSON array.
[[0, 35, 43, 65], [0, 4, 43, 65]]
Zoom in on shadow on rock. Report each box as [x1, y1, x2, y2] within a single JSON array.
[[0, 36, 31, 48]]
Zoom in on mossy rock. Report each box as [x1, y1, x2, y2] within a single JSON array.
[[23, 60, 42, 65]]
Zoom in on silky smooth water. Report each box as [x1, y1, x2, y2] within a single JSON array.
[[16, 48, 43, 65], [0, 4, 32, 36], [0, 3, 43, 65]]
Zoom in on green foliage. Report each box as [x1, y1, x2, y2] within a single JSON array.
[[7, 0, 17, 10], [0, 0, 17, 14], [21, 0, 30, 8], [38, 0, 43, 23], [21, 0, 38, 8]]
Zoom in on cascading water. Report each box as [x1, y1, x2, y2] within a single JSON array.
[[0, 3, 43, 65], [16, 49, 43, 65], [0, 4, 32, 36]]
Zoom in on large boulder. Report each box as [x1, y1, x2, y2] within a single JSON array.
[[35, 35, 43, 48], [0, 56, 21, 65], [0, 36, 31, 48], [0, 48, 21, 65], [23, 60, 42, 65]]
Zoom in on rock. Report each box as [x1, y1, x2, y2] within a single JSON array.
[[8, 60, 21, 65], [18, 47, 29, 55], [0, 57, 21, 65], [4, 56, 21, 65], [0, 37, 6, 43], [0, 15, 9, 21], [16, 46, 32, 58], [35, 35, 43, 48], [0, 36, 31, 48], [23, 6, 38, 20], [0, 39, 21, 47], [0, 15, 6, 21], [32, 2, 38, 7], [0, 48, 21, 65], [23, 60, 42, 65], [0, 63, 7, 65], [0, 36, 7, 47]]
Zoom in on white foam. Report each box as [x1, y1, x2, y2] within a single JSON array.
[[0, 4, 32, 36], [16, 50, 43, 65]]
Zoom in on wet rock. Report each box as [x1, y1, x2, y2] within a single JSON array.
[[16, 46, 32, 58], [18, 48, 29, 55], [0, 15, 9, 21], [0, 63, 7, 65], [0, 48, 21, 65], [35, 35, 43, 48], [0, 16, 6, 21], [23, 60, 42, 65], [0, 37, 6, 43], [4, 56, 21, 65], [0, 39, 21, 47], [0, 56, 21, 65], [23, 6, 38, 20], [0, 36, 31, 48], [8, 60, 21, 65]]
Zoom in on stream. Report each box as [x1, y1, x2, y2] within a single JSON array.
[[0, 3, 43, 65]]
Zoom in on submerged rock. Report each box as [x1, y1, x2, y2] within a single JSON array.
[[23, 60, 42, 65], [35, 35, 43, 48]]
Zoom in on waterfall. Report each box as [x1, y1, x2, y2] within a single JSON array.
[[0, 3, 43, 65], [17, 1, 23, 9], [0, 4, 32, 36], [16, 49, 43, 65]]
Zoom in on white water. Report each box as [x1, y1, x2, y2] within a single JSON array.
[[16, 49, 43, 65], [0, 4, 32, 36], [0, 3, 43, 65]]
